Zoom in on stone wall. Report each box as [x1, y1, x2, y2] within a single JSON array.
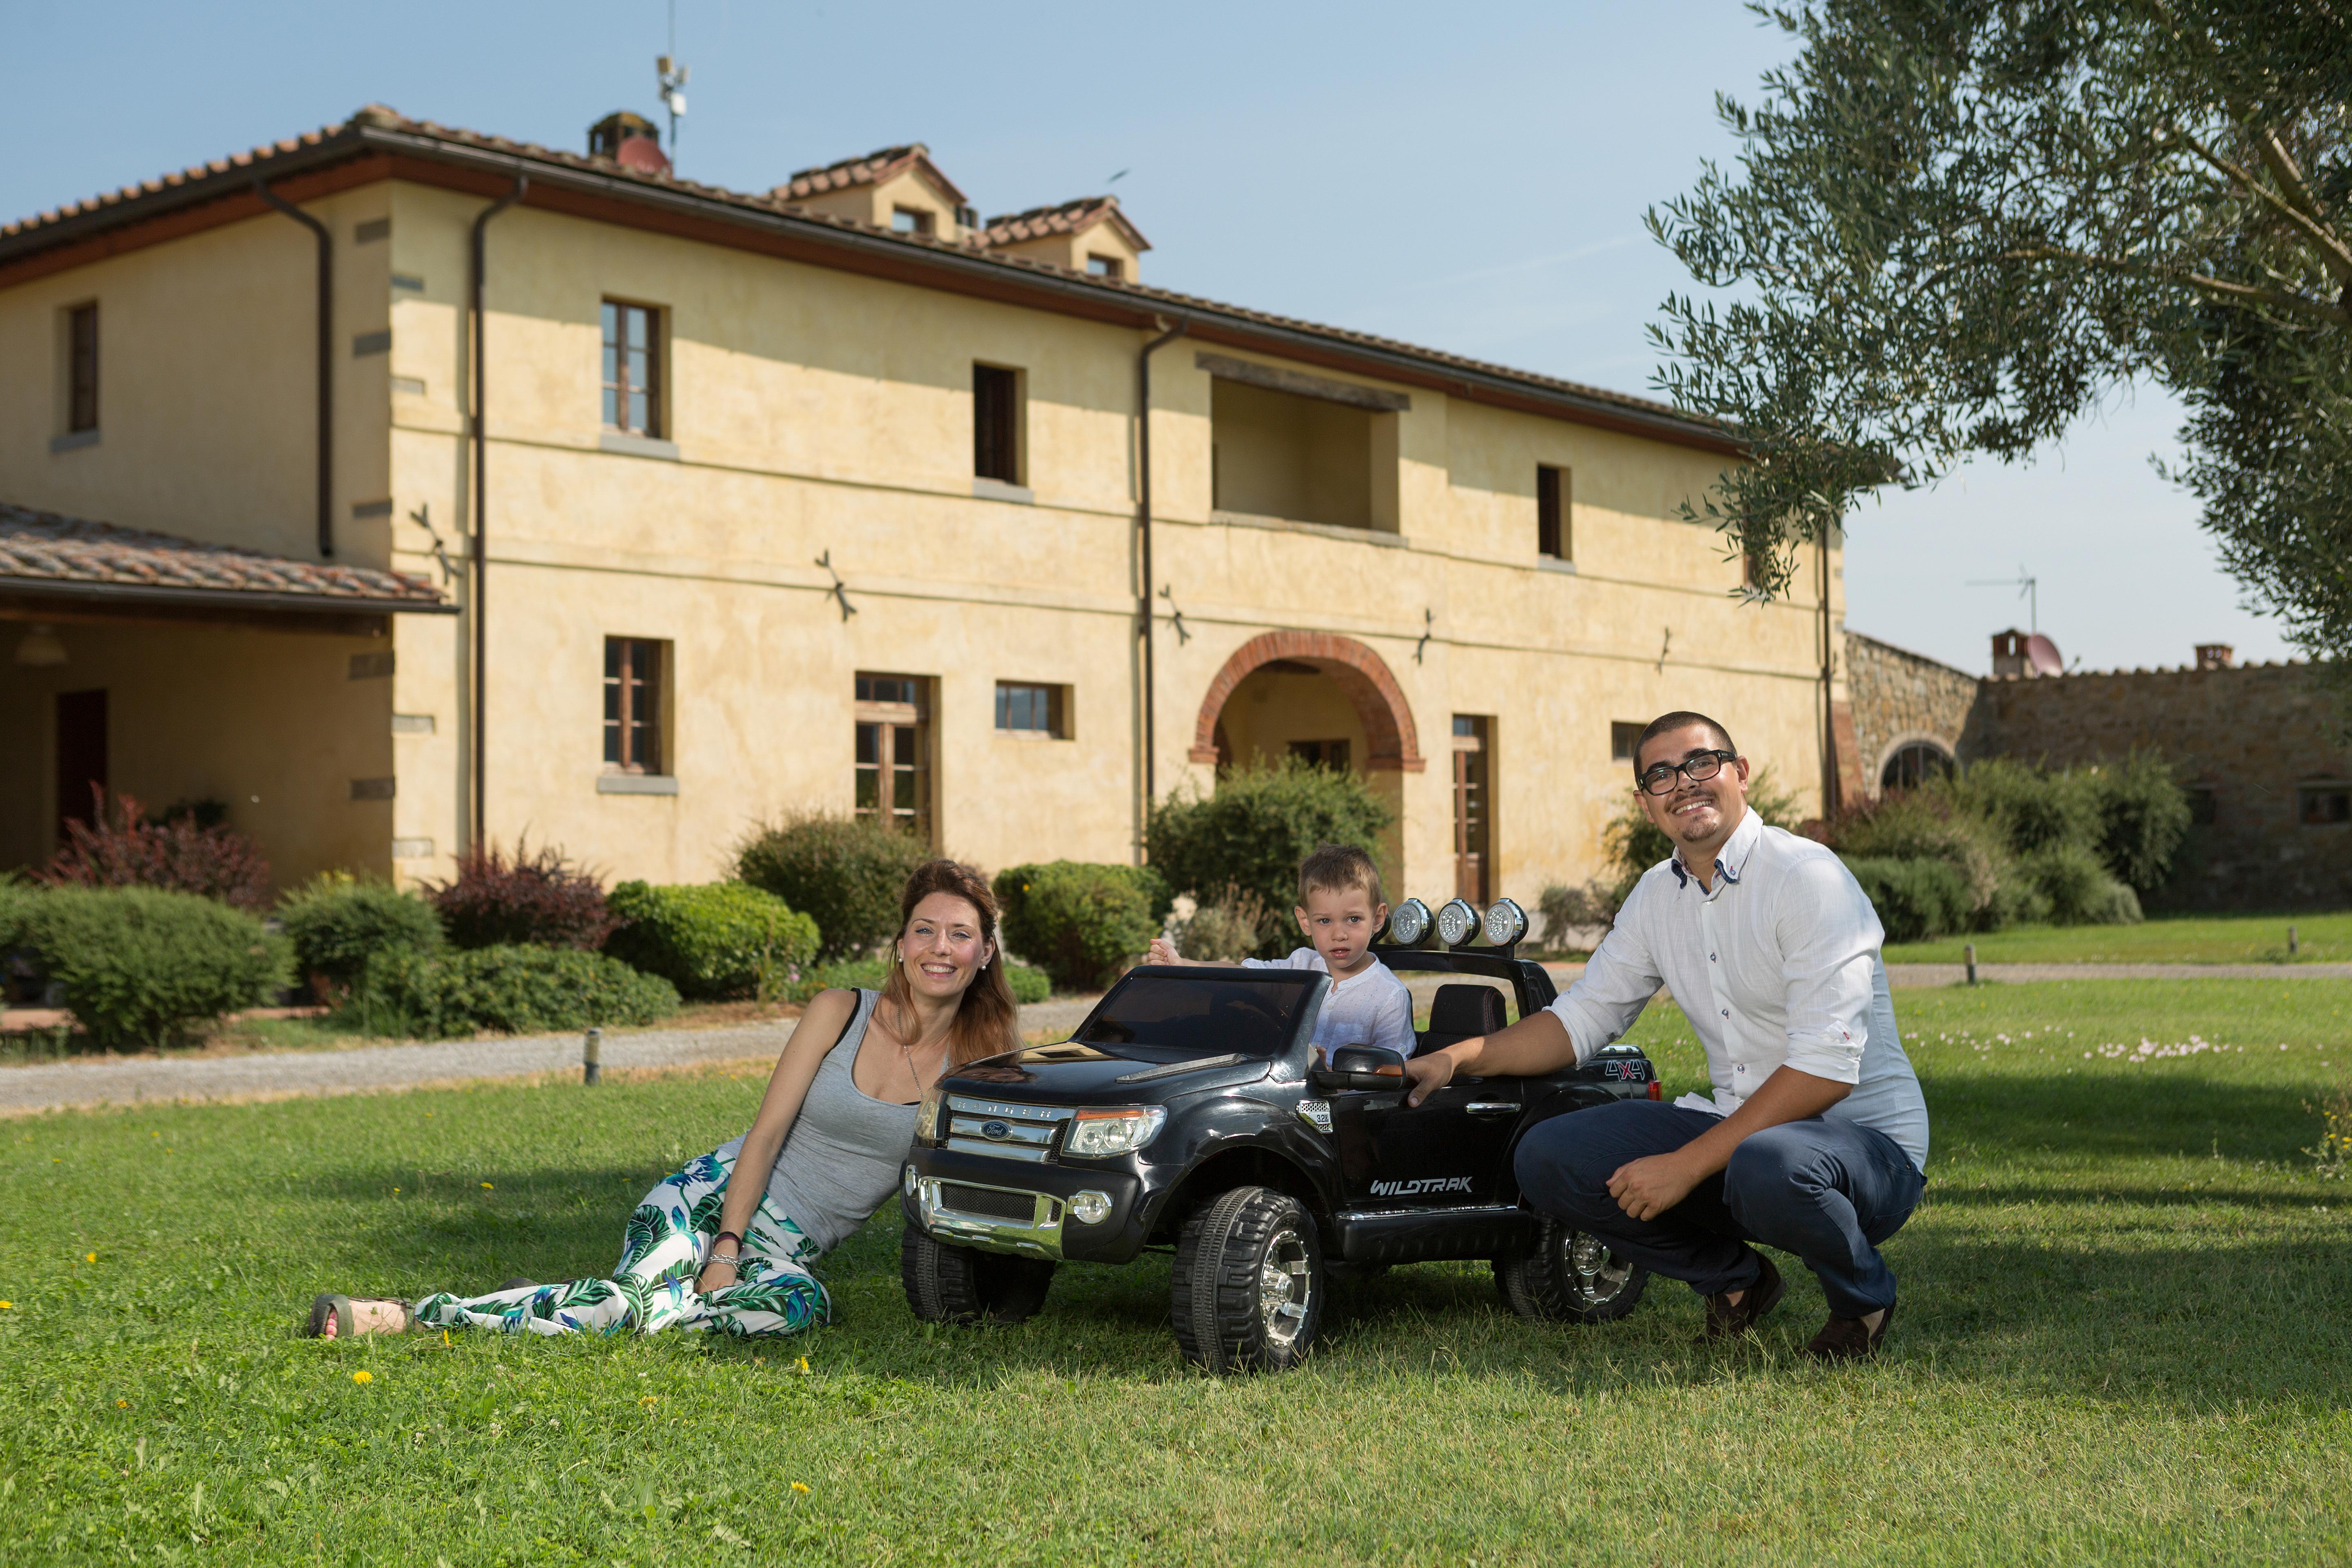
[[1844, 631, 1983, 791], [1975, 662, 2351, 909]]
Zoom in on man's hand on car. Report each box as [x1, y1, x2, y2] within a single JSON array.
[[1402, 1048, 1459, 1106]]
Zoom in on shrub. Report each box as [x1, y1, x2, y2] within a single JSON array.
[[1824, 791, 2008, 920], [2021, 841, 2143, 926], [2087, 752, 2192, 893], [1945, 757, 2104, 857], [777, 956, 1047, 1006], [276, 875, 443, 995], [20, 886, 290, 1049], [735, 812, 934, 961], [1174, 882, 1279, 963], [353, 945, 678, 1039], [994, 862, 1172, 991], [604, 881, 820, 1000], [1840, 857, 1972, 944], [36, 787, 270, 910], [1145, 760, 1394, 953], [426, 841, 615, 951]]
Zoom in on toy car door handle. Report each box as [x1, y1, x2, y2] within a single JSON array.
[[1466, 1102, 1519, 1116]]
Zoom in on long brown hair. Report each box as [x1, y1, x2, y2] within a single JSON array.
[[878, 858, 1022, 1065]]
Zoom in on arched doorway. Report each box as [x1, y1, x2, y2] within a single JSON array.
[[1878, 736, 1956, 795], [1189, 631, 1424, 775]]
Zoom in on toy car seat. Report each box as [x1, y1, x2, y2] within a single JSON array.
[[1419, 983, 1508, 1054]]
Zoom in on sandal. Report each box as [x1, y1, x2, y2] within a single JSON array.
[[305, 1294, 413, 1339]]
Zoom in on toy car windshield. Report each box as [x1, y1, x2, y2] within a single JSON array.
[[1073, 968, 1318, 1058]]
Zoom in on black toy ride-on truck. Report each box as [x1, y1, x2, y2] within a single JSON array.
[[899, 896, 1661, 1372]]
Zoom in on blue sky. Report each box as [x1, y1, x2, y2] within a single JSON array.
[[4, 0, 2290, 673]]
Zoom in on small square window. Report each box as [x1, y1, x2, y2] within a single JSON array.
[[996, 682, 1068, 739], [1610, 722, 1644, 763], [2299, 784, 2349, 826], [1085, 253, 1123, 280], [892, 207, 935, 236]]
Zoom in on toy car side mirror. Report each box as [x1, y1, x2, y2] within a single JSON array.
[[1310, 1044, 1408, 1093]]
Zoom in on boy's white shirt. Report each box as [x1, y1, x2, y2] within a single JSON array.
[[1243, 948, 1417, 1058]]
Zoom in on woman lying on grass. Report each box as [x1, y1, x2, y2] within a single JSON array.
[[306, 858, 1020, 1340]]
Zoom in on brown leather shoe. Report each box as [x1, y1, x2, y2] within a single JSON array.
[[1806, 1301, 1895, 1361], [1696, 1252, 1785, 1343]]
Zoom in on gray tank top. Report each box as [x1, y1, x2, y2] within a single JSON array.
[[716, 991, 919, 1255]]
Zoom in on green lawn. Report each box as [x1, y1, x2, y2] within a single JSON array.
[[2, 980, 2348, 1564], [1884, 909, 2352, 965]]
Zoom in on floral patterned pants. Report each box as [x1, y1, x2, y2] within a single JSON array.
[[414, 1148, 829, 1338]]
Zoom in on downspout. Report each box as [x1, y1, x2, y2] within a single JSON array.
[[468, 177, 528, 849], [1818, 524, 1838, 817], [253, 180, 333, 559], [1135, 314, 1188, 853]]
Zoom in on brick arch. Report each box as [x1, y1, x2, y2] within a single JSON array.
[[1189, 630, 1425, 773]]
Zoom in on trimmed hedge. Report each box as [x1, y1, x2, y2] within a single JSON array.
[[1841, 856, 1971, 944], [736, 813, 933, 962], [1145, 760, 1391, 956], [353, 945, 679, 1039], [605, 881, 821, 1000], [20, 886, 290, 1049], [994, 862, 1171, 991], [276, 876, 444, 993], [778, 956, 1048, 1007]]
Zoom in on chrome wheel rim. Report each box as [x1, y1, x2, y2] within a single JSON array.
[[1257, 1225, 1313, 1348], [1566, 1230, 1634, 1307]]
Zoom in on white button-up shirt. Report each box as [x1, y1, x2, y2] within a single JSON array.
[[1546, 806, 1929, 1170], [1246, 949, 1417, 1058]]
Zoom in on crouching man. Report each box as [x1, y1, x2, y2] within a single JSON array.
[[1403, 711, 1929, 1359]]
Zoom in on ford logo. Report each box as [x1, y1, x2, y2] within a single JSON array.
[[982, 1119, 1011, 1140]]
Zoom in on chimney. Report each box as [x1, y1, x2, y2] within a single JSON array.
[[588, 111, 669, 175], [1991, 629, 2028, 678], [2195, 643, 2234, 670]]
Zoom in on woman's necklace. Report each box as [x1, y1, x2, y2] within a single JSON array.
[[886, 1002, 949, 1096]]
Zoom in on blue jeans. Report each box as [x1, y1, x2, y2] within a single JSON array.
[[1514, 1100, 1924, 1317]]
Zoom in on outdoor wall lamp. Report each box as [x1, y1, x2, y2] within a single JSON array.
[[13, 624, 66, 668]]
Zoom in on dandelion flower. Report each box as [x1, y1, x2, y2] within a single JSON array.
[[352, 1370, 373, 1385], [640, 1395, 659, 1407], [481, 1182, 494, 1190], [85, 1252, 96, 1264], [0, 1301, 11, 1309], [791, 1482, 810, 1494], [116, 1399, 128, 1408], [796, 1356, 811, 1374]]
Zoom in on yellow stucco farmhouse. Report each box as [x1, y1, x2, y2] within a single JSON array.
[[0, 106, 1854, 902]]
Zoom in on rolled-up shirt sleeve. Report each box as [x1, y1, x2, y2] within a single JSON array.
[[1774, 853, 1882, 1085], [1546, 891, 1666, 1064]]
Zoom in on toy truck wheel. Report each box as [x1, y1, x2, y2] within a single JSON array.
[[900, 1226, 1056, 1325], [1171, 1185, 1323, 1374], [1494, 1216, 1649, 1324]]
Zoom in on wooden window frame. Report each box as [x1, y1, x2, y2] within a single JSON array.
[[601, 298, 664, 438], [603, 637, 668, 775], [2298, 782, 2350, 828], [1452, 715, 1493, 904], [1609, 721, 1644, 763], [855, 673, 935, 844], [995, 681, 1069, 740], [973, 363, 1023, 484], [66, 303, 99, 434], [1536, 464, 1567, 559]]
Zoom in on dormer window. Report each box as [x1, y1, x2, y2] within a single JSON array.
[[1086, 253, 1123, 280], [892, 207, 935, 236]]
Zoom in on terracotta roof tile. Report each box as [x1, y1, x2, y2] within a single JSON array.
[[773, 143, 970, 205], [0, 503, 446, 606], [981, 194, 1151, 253], [0, 107, 1718, 443]]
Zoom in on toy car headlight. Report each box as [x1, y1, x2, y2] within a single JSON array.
[[1481, 898, 1528, 947], [1385, 898, 1432, 947], [1063, 1105, 1165, 1157], [1435, 898, 1480, 947], [915, 1082, 947, 1144]]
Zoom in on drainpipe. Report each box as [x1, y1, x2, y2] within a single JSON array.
[[1818, 524, 1838, 817], [253, 180, 333, 559], [1135, 314, 1188, 846], [468, 177, 528, 849]]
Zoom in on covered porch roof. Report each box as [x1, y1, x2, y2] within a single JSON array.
[[0, 503, 453, 635]]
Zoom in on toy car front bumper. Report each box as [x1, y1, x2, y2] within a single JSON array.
[[901, 1147, 1150, 1263]]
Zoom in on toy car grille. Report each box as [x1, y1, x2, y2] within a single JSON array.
[[943, 1095, 1074, 1163], [938, 1183, 1038, 1222]]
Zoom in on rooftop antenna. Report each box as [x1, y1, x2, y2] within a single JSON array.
[[657, 0, 689, 169], [1967, 564, 2038, 633]]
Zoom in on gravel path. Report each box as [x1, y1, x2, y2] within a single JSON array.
[[6, 965, 2343, 1118], [0, 997, 1104, 1118]]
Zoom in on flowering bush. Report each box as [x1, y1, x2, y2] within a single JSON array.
[[36, 788, 270, 910], [426, 841, 615, 951]]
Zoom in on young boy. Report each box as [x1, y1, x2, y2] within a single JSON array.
[[1147, 842, 1417, 1060]]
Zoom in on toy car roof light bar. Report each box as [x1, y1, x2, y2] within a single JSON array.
[[1383, 898, 1433, 947], [1434, 898, 1481, 949], [1481, 898, 1528, 950]]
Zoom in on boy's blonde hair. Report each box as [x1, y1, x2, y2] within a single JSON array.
[[1297, 843, 1385, 909]]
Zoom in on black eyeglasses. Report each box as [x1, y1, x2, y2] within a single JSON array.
[[1638, 749, 1737, 795]]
